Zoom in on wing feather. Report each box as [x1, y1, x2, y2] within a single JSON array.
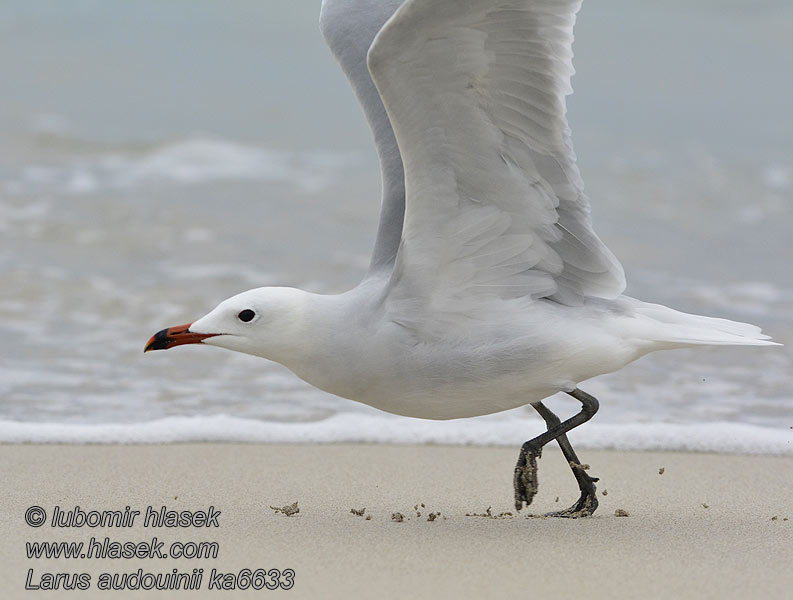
[[367, 0, 625, 325], [319, 0, 407, 272]]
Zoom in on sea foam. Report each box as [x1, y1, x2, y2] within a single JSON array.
[[9, 137, 351, 196], [0, 414, 789, 455]]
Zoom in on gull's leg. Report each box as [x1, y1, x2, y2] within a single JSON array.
[[533, 399, 600, 518], [514, 388, 600, 517]]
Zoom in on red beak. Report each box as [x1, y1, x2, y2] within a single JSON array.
[[144, 323, 218, 352]]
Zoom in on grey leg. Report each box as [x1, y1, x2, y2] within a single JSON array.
[[514, 389, 600, 517], [534, 400, 600, 517]]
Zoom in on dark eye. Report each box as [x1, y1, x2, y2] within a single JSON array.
[[237, 309, 256, 323]]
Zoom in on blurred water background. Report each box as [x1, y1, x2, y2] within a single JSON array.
[[1, 0, 791, 451]]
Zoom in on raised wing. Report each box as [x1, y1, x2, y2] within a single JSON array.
[[319, 0, 407, 272], [367, 0, 626, 313]]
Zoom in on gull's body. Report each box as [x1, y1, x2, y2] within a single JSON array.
[[147, 0, 776, 516], [191, 284, 759, 422]]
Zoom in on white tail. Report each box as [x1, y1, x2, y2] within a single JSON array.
[[633, 301, 779, 348]]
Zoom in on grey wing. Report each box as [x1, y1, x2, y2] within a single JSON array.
[[368, 0, 626, 313], [319, 0, 407, 273]]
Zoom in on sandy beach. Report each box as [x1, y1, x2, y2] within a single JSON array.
[[1, 443, 791, 599]]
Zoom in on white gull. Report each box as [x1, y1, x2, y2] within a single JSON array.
[[146, 0, 778, 517]]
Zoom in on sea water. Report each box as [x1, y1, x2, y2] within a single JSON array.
[[1, 0, 791, 452]]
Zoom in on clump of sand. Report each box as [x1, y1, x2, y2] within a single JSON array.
[[270, 501, 299, 516], [466, 506, 513, 519]]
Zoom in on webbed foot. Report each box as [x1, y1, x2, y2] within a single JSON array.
[[514, 443, 542, 511], [544, 477, 599, 518]]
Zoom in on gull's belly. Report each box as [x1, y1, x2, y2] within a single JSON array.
[[355, 365, 566, 419], [330, 332, 635, 420]]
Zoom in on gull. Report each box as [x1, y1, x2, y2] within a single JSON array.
[[145, 0, 777, 517]]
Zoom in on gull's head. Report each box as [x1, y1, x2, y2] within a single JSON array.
[[145, 287, 309, 361]]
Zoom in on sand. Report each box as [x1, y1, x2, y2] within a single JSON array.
[[1, 443, 791, 598]]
